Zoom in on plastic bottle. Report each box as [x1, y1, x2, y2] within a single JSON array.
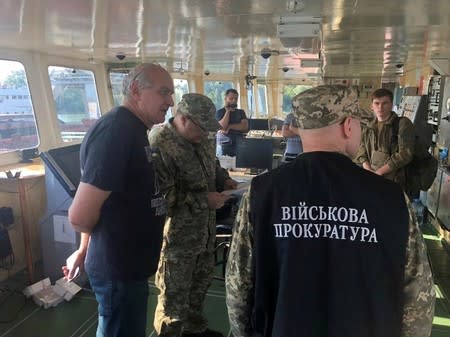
[[412, 199, 424, 227]]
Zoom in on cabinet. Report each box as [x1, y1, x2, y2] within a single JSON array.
[[0, 164, 46, 284]]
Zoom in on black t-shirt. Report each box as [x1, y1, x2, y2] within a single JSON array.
[[216, 107, 247, 141], [81, 106, 165, 281]]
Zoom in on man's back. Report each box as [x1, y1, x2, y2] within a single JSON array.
[[226, 85, 434, 337], [249, 152, 408, 337]]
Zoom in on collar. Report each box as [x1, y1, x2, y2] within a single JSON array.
[[368, 111, 397, 128]]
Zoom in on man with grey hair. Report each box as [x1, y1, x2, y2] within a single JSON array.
[[150, 93, 236, 337], [226, 85, 435, 337], [63, 63, 174, 337]]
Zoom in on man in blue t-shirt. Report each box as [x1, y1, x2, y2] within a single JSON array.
[[62, 63, 175, 337], [216, 89, 248, 156]]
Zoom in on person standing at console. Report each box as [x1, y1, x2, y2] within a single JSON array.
[[216, 89, 249, 156]]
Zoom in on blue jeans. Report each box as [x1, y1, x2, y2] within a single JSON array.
[[88, 273, 149, 337]]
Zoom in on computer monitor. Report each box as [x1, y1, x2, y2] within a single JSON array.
[[248, 118, 269, 130], [236, 138, 273, 172], [40, 144, 81, 197]]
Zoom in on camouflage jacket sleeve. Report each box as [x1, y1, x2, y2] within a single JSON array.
[[215, 158, 231, 192], [401, 194, 435, 337], [151, 147, 180, 216], [388, 117, 415, 171], [226, 188, 254, 337]]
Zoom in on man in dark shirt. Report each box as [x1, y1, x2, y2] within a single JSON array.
[[216, 88, 248, 156], [62, 63, 174, 337]]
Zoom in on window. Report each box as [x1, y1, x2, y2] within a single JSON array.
[[109, 71, 127, 107], [0, 60, 39, 153], [257, 84, 268, 116], [204, 81, 233, 110], [166, 79, 189, 121], [49, 66, 101, 142], [282, 84, 311, 113]]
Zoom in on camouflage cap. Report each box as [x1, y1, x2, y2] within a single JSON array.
[[177, 93, 221, 131], [291, 85, 373, 129]]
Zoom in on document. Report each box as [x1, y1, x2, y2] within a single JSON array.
[[222, 182, 250, 196]]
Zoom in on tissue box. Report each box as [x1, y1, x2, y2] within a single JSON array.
[[23, 276, 82, 309]]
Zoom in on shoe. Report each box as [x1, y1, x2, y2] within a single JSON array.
[[182, 328, 224, 337]]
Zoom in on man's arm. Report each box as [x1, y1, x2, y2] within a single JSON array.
[[385, 118, 415, 171], [68, 182, 111, 233], [281, 123, 298, 138], [215, 158, 238, 191], [355, 128, 371, 169], [226, 189, 254, 337], [401, 195, 435, 337], [281, 114, 298, 138], [227, 117, 248, 133], [62, 233, 90, 281], [217, 108, 231, 130]]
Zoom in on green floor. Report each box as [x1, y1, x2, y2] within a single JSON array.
[[0, 223, 449, 337]]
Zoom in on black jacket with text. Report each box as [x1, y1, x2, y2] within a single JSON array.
[[250, 151, 409, 337]]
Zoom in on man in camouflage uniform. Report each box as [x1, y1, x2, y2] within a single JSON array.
[[150, 93, 236, 337], [226, 85, 435, 337], [356, 88, 415, 193]]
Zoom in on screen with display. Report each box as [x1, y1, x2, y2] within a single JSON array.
[[248, 118, 269, 130], [236, 138, 273, 172]]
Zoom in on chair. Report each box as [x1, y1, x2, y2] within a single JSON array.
[[214, 196, 239, 279], [214, 223, 233, 279]]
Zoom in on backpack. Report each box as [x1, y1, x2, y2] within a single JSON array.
[[391, 116, 438, 193]]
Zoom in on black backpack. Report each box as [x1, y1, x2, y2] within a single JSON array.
[[391, 116, 438, 194]]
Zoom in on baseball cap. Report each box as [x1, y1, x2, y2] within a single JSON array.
[[176, 93, 221, 131], [291, 85, 373, 129]]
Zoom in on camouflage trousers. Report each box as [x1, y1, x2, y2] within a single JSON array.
[[153, 249, 215, 337]]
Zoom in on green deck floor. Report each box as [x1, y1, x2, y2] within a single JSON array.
[[0, 223, 449, 337]]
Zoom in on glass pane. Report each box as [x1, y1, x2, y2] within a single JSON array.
[[0, 60, 39, 153], [204, 81, 233, 110], [282, 84, 312, 113], [163, 78, 189, 121], [48, 66, 101, 142], [247, 86, 254, 116], [174, 78, 189, 103], [109, 71, 127, 106], [257, 84, 268, 116]]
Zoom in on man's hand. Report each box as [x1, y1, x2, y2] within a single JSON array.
[[224, 178, 238, 190], [207, 192, 232, 210], [62, 249, 86, 281], [362, 162, 375, 172]]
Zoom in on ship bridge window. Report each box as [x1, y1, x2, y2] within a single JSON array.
[[0, 60, 39, 154], [48, 66, 101, 143], [165, 78, 189, 121], [247, 83, 268, 117], [109, 71, 127, 107], [282, 84, 311, 114], [204, 81, 233, 110]]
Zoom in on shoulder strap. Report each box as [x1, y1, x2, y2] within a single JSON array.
[[390, 116, 401, 155]]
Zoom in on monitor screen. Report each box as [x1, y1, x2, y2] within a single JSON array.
[[40, 144, 81, 197], [236, 138, 273, 171], [249, 118, 269, 130]]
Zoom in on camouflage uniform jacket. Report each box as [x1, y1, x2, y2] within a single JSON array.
[[355, 112, 414, 186], [149, 121, 230, 253], [225, 188, 435, 337]]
